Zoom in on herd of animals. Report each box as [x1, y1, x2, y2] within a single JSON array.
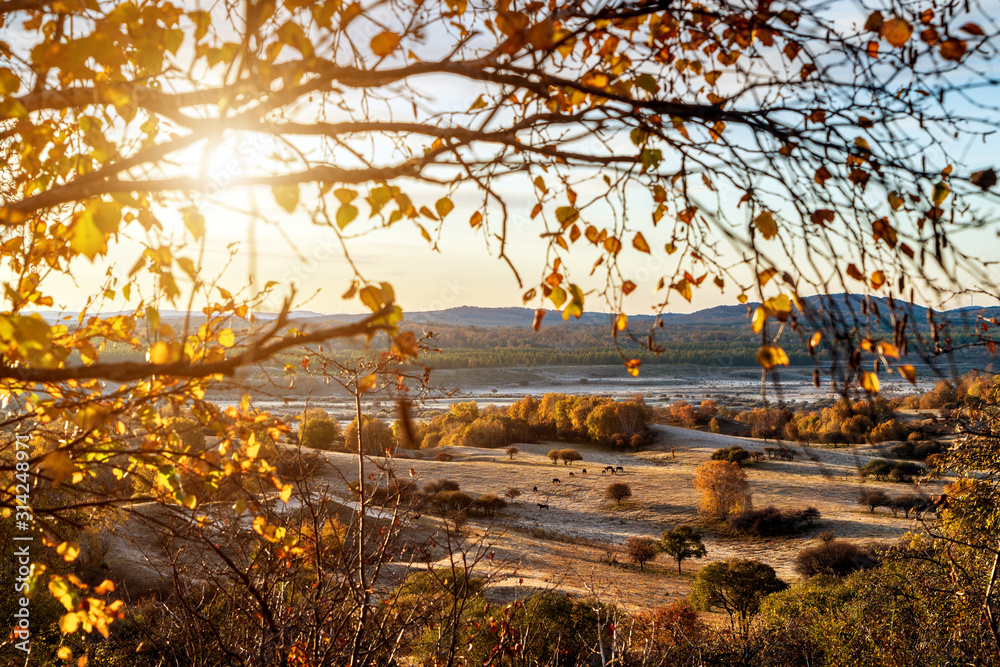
[[533, 465, 626, 510]]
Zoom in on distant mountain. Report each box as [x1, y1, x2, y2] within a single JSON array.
[[29, 294, 1000, 331]]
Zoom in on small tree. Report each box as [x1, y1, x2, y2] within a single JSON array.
[[547, 449, 561, 465], [857, 490, 890, 514], [605, 482, 633, 506], [504, 487, 522, 503], [861, 459, 894, 481], [626, 536, 658, 571], [558, 449, 583, 465], [658, 526, 708, 574], [300, 418, 341, 451], [690, 559, 787, 636], [505, 446, 519, 461], [692, 461, 752, 520]]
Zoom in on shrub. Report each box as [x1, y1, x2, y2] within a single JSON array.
[[892, 493, 931, 518], [435, 452, 454, 462], [558, 448, 583, 465], [299, 417, 341, 451], [503, 487, 521, 502], [658, 526, 707, 574], [345, 415, 395, 455], [709, 418, 721, 434], [857, 490, 890, 513], [605, 482, 633, 506], [711, 445, 751, 466], [693, 461, 752, 520], [505, 445, 519, 460], [690, 559, 788, 636], [889, 461, 924, 483], [861, 459, 894, 481], [470, 494, 507, 516], [547, 449, 561, 464], [726, 506, 819, 536], [625, 536, 658, 570], [429, 490, 474, 512], [424, 479, 460, 494], [794, 539, 878, 577]]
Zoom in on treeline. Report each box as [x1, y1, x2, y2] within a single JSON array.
[[405, 394, 653, 450]]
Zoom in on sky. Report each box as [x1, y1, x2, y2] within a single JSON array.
[[11, 0, 1000, 318]]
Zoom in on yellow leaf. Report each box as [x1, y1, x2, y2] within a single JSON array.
[[59, 612, 80, 634], [900, 364, 917, 384], [756, 345, 790, 370], [871, 270, 886, 290], [40, 452, 76, 485], [58, 646, 73, 660], [625, 359, 641, 377], [217, 328, 235, 348], [70, 216, 107, 261], [762, 294, 792, 320], [57, 541, 81, 562], [737, 294, 748, 304], [616, 313, 628, 331], [272, 184, 299, 213], [0, 67, 20, 94], [358, 373, 377, 393], [754, 211, 778, 239], [148, 341, 183, 364], [751, 307, 766, 334], [435, 197, 454, 218], [861, 371, 881, 394], [932, 181, 950, 205], [183, 209, 205, 240], [881, 17, 913, 47], [809, 331, 822, 350], [877, 341, 900, 358], [279, 484, 293, 503], [632, 232, 650, 253], [370, 30, 401, 56]]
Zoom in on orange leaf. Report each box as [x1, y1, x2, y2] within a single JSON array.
[[370, 31, 401, 57], [899, 364, 917, 384], [861, 371, 880, 394], [632, 232, 650, 253], [881, 17, 913, 47]]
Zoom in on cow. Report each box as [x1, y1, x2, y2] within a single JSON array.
[[568, 472, 574, 477], [537, 503, 549, 510], [582, 469, 587, 474], [615, 466, 624, 473], [552, 478, 561, 484], [601, 469, 607, 475], [532, 486, 538, 492]]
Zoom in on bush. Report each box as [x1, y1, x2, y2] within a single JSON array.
[[435, 452, 454, 462], [429, 490, 474, 512], [711, 445, 752, 466], [605, 482, 633, 506], [470, 494, 507, 516], [888, 460, 924, 483], [345, 415, 395, 455], [505, 446, 519, 460], [547, 449, 561, 464], [299, 417, 341, 451], [794, 539, 877, 577], [625, 536, 658, 570], [857, 490, 890, 513], [726, 506, 819, 536], [861, 459, 894, 481], [424, 479, 460, 494], [693, 460, 752, 520], [558, 448, 583, 465], [503, 487, 521, 502]]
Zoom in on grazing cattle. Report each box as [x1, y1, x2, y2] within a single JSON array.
[[532, 486, 538, 492], [552, 478, 561, 484], [537, 503, 549, 510], [569, 472, 574, 477], [601, 469, 607, 475], [615, 466, 624, 473], [582, 469, 587, 474]]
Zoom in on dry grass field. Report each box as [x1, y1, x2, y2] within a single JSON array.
[[305, 424, 945, 612]]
